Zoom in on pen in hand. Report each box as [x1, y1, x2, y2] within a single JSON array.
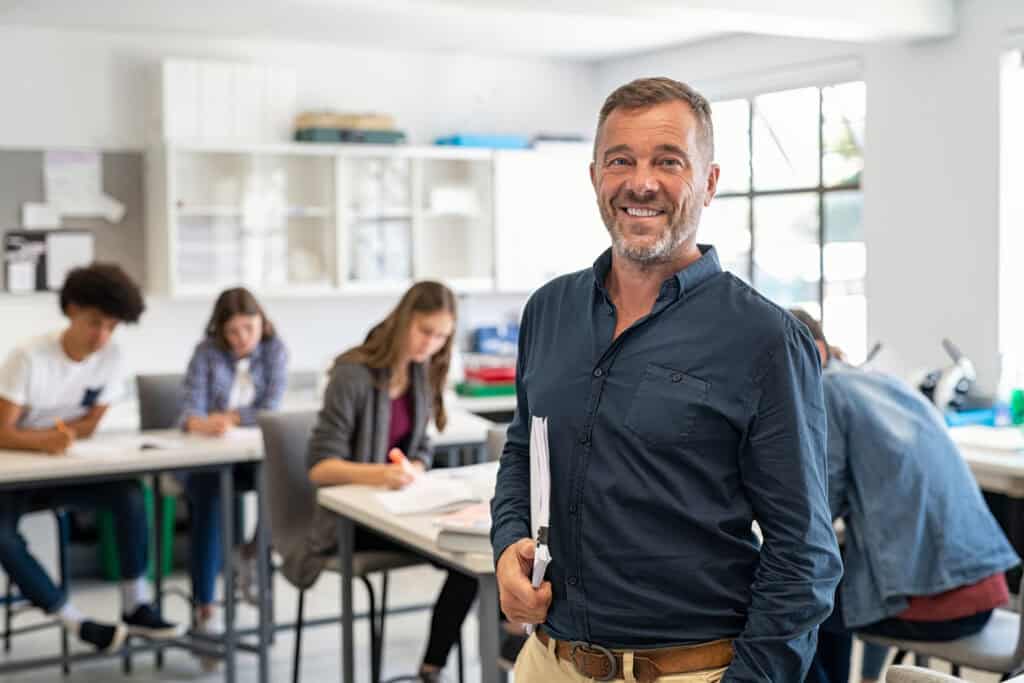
[[387, 448, 420, 478], [53, 418, 75, 454]]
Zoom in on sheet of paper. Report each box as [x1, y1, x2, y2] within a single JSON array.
[[45, 232, 93, 290], [67, 435, 184, 457], [44, 150, 102, 215], [526, 416, 552, 635], [529, 416, 551, 542], [376, 475, 477, 515], [22, 202, 61, 229]]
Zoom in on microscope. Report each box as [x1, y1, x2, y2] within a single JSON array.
[[917, 338, 976, 412]]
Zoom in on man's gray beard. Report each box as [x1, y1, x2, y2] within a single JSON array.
[[607, 221, 690, 267]]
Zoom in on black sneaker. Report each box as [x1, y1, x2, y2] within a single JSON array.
[[78, 620, 127, 653], [122, 604, 184, 640]]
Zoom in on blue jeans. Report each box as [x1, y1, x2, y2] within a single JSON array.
[[185, 464, 255, 606], [0, 481, 148, 612]]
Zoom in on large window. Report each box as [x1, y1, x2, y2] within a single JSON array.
[[703, 81, 867, 362]]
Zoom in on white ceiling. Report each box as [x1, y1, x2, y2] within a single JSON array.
[[0, 0, 956, 61]]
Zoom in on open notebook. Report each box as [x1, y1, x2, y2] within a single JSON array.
[[375, 462, 498, 515]]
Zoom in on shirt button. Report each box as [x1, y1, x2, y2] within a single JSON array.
[[593, 368, 603, 377], [671, 372, 683, 383], [569, 504, 578, 514], [578, 434, 590, 445], [568, 576, 578, 586]]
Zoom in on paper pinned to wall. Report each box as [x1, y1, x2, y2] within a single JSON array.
[[43, 150, 125, 223]]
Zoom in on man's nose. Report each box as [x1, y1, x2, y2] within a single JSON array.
[[625, 166, 659, 198]]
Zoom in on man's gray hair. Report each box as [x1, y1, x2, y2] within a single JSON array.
[[595, 77, 714, 162]]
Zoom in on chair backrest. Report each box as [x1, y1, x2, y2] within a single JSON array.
[[135, 373, 186, 430], [886, 666, 966, 682], [257, 411, 319, 556], [486, 425, 507, 462]]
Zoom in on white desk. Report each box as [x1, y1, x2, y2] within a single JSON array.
[[318, 475, 503, 683], [951, 426, 1024, 498], [0, 428, 271, 683]]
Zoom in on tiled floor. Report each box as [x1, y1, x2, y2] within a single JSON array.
[[0, 564, 481, 683], [0, 510, 1009, 683]]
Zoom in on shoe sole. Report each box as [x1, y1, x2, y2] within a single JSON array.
[[92, 624, 128, 654], [125, 624, 187, 640]]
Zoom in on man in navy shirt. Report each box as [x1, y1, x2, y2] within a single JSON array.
[[490, 76, 843, 682]]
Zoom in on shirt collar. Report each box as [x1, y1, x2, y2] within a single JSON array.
[[592, 244, 722, 302]]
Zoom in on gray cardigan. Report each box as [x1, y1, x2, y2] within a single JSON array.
[[280, 359, 434, 589]]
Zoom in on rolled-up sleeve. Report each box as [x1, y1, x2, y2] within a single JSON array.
[[490, 299, 534, 567], [724, 318, 843, 682]]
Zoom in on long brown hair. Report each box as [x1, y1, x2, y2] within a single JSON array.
[[204, 287, 276, 352], [337, 281, 457, 430]]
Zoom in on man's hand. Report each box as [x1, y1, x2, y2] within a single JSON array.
[[497, 538, 552, 624]]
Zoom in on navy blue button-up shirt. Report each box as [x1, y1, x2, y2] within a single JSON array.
[[491, 246, 842, 681]]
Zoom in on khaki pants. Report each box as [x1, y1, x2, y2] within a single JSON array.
[[513, 632, 728, 683]]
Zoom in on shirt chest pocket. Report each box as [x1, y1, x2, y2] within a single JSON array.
[[625, 363, 709, 446]]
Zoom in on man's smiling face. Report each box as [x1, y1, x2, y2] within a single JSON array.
[[591, 99, 718, 266]]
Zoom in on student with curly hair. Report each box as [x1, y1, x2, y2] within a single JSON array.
[[0, 263, 182, 652]]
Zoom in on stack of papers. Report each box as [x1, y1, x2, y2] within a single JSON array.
[[435, 502, 493, 554]]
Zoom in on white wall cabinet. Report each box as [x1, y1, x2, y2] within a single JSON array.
[[147, 142, 601, 299], [493, 147, 607, 293]]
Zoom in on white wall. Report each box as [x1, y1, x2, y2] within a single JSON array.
[[0, 25, 596, 375], [0, 25, 597, 149], [596, 0, 1024, 392]]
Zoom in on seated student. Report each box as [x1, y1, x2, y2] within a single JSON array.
[[179, 287, 287, 651], [789, 309, 1021, 683], [287, 281, 476, 683], [0, 263, 182, 652]]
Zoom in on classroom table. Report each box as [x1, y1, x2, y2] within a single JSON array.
[[0, 427, 272, 683], [950, 426, 1024, 498], [317, 464, 505, 683]]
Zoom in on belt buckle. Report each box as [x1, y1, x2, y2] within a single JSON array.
[[569, 641, 617, 682]]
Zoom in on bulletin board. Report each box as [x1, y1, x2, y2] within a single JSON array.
[[0, 149, 146, 290]]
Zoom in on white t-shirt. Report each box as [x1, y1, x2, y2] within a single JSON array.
[[227, 357, 255, 410], [0, 331, 126, 429]]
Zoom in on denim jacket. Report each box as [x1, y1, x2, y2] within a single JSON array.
[[823, 362, 1019, 628], [180, 336, 288, 427]]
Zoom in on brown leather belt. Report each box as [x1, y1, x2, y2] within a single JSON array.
[[536, 628, 733, 682]]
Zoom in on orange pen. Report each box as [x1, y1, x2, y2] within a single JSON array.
[[387, 449, 418, 476], [54, 418, 74, 439]]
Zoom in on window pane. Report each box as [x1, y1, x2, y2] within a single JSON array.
[[822, 81, 865, 187], [752, 87, 820, 190], [824, 287, 867, 365], [711, 99, 750, 194], [701, 197, 750, 281], [823, 191, 865, 282], [752, 193, 820, 307]]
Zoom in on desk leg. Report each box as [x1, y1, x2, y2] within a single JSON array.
[[220, 466, 236, 683], [254, 463, 270, 683], [153, 474, 165, 670], [477, 576, 506, 683], [338, 518, 355, 683]]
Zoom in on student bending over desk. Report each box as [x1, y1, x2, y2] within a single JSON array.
[[285, 281, 476, 683], [789, 309, 1021, 683], [179, 287, 288, 669], [0, 263, 182, 652]]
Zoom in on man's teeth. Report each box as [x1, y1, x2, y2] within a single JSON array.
[[625, 207, 660, 217]]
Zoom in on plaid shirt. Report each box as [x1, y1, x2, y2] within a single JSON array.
[[180, 336, 288, 426]]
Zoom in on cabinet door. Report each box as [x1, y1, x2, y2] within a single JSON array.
[[494, 148, 607, 293]]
